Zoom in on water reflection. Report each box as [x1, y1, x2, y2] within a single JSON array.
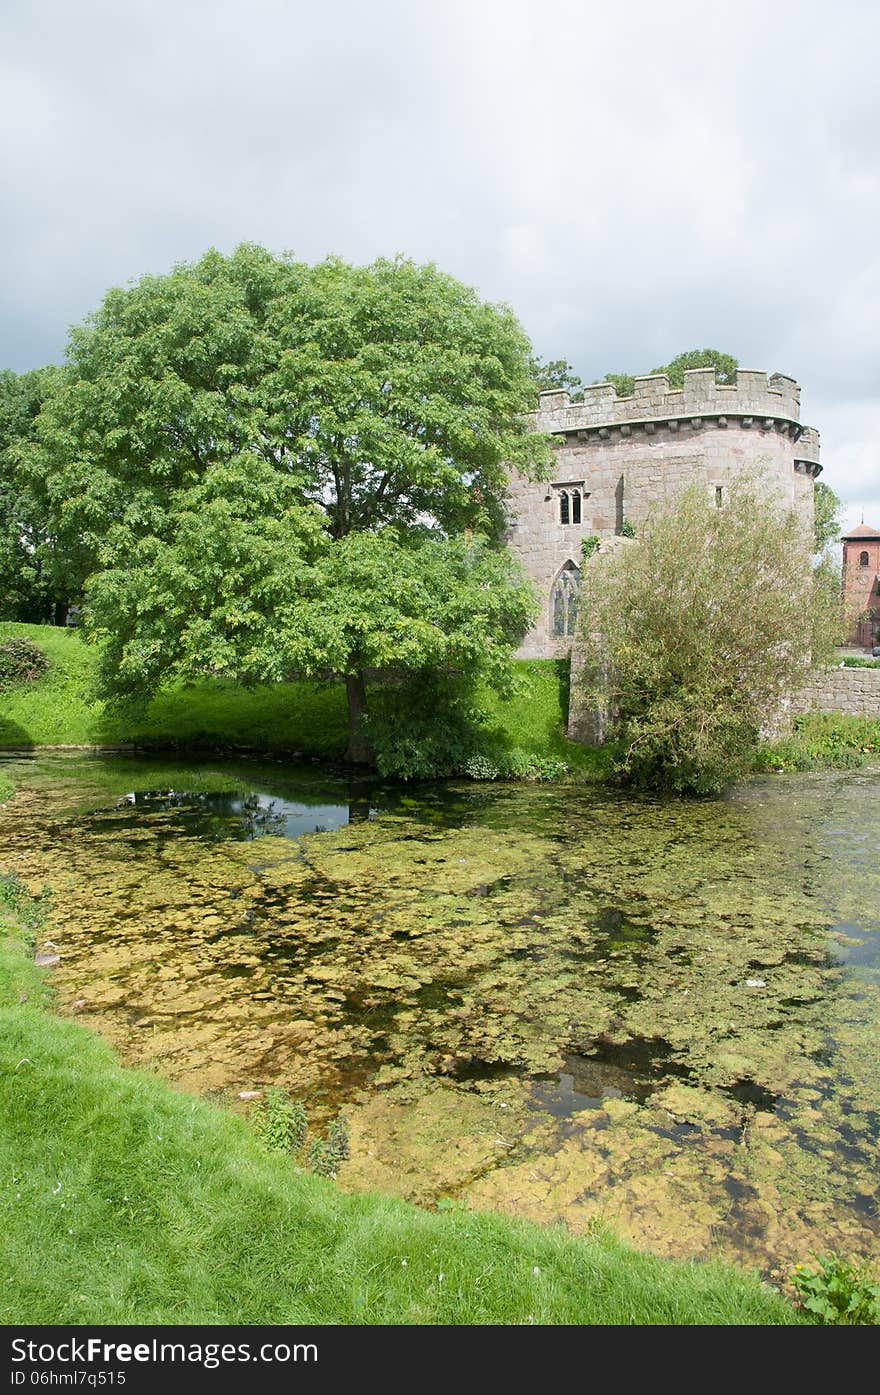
[[102, 786, 378, 841]]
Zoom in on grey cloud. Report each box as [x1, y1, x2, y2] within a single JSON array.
[[1, 0, 877, 518]]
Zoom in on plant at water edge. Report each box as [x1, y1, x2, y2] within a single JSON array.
[[251, 1089, 308, 1154], [250, 1091, 350, 1178], [307, 1115, 350, 1178], [790, 1255, 880, 1324], [0, 872, 50, 933]]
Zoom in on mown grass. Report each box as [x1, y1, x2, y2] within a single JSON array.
[[0, 895, 801, 1325], [0, 624, 600, 776]]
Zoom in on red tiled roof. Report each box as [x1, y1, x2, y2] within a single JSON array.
[[841, 522, 880, 540]]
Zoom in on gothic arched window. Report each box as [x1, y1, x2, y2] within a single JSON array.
[[559, 491, 570, 525], [551, 561, 580, 638], [571, 490, 582, 524], [859, 550, 870, 567]]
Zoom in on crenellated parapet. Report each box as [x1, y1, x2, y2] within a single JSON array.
[[533, 367, 813, 443]]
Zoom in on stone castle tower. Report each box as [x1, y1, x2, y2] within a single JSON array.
[[505, 368, 822, 659]]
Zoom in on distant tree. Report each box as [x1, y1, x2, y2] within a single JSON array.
[[812, 480, 842, 553], [652, 349, 738, 388], [23, 246, 550, 762], [530, 356, 583, 401], [575, 476, 841, 794], [603, 372, 635, 397], [0, 367, 62, 622], [599, 349, 738, 398]]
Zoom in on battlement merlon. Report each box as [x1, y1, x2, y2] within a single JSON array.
[[532, 368, 809, 433]]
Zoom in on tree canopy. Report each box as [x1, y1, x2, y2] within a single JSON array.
[[600, 348, 739, 399], [530, 356, 584, 401], [574, 477, 841, 794], [812, 479, 842, 553], [0, 367, 62, 622], [20, 245, 550, 761]]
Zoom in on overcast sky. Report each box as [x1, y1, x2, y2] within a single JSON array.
[[2, 0, 878, 531]]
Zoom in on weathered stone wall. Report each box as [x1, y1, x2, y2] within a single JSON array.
[[792, 666, 880, 717], [506, 367, 820, 660], [566, 665, 880, 744]]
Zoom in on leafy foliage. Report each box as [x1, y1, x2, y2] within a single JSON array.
[[21, 246, 550, 761], [250, 1089, 350, 1179], [651, 348, 738, 388], [812, 480, 842, 552], [0, 368, 61, 622], [599, 349, 738, 399], [0, 871, 50, 933], [530, 356, 584, 401], [603, 372, 635, 397], [251, 1089, 308, 1154], [307, 1118, 350, 1179], [791, 1255, 880, 1325], [575, 477, 843, 793], [754, 712, 880, 772], [0, 636, 49, 689]]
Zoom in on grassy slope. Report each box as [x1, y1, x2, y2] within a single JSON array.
[[0, 902, 799, 1325], [0, 624, 601, 773]]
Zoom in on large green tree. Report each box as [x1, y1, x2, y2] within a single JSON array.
[[23, 246, 549, 760], [575, 476, 841, 793]]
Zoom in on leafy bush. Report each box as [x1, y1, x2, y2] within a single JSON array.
[[791, 1255, 880, 1325], [575, 477, 842, 794], [463, 753, 501, 780], [251, 1089, 307, 1154], [0, 637, 48, 689], [755, 713, 880, 772], [251, 1091, 350, 1179], [307, 1117, 350, 1178], [0, 872, 50, 932], [364, 671, 493, 779], [842, 655, 880, 668]]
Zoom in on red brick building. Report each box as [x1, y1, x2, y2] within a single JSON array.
[[842, 522, 880, 649]]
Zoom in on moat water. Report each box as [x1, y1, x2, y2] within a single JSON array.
[[1, 752, 878, 1280]]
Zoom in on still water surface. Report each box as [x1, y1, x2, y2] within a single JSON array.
[[2, 752, 877, 1278]]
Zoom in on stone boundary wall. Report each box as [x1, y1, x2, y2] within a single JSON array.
[[566, 661, 880, 743], [792, 666, 880, 718]]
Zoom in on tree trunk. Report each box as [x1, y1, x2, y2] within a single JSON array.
[[345, 671, 374, 766]]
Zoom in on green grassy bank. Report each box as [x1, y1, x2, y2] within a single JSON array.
[[0, 622, 602, 776], [0, 883, 800, 1325], [2, 623, 878, 778]]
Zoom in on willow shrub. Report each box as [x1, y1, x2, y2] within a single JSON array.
[[575, 477, 843, 794]]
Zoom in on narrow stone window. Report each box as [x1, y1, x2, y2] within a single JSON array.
[[559, 491, 570, 525], [551, 561, 580, 638], [571, 490, 582, 525], [859, 550, 870, 567], [715, 486, 723, 507]]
